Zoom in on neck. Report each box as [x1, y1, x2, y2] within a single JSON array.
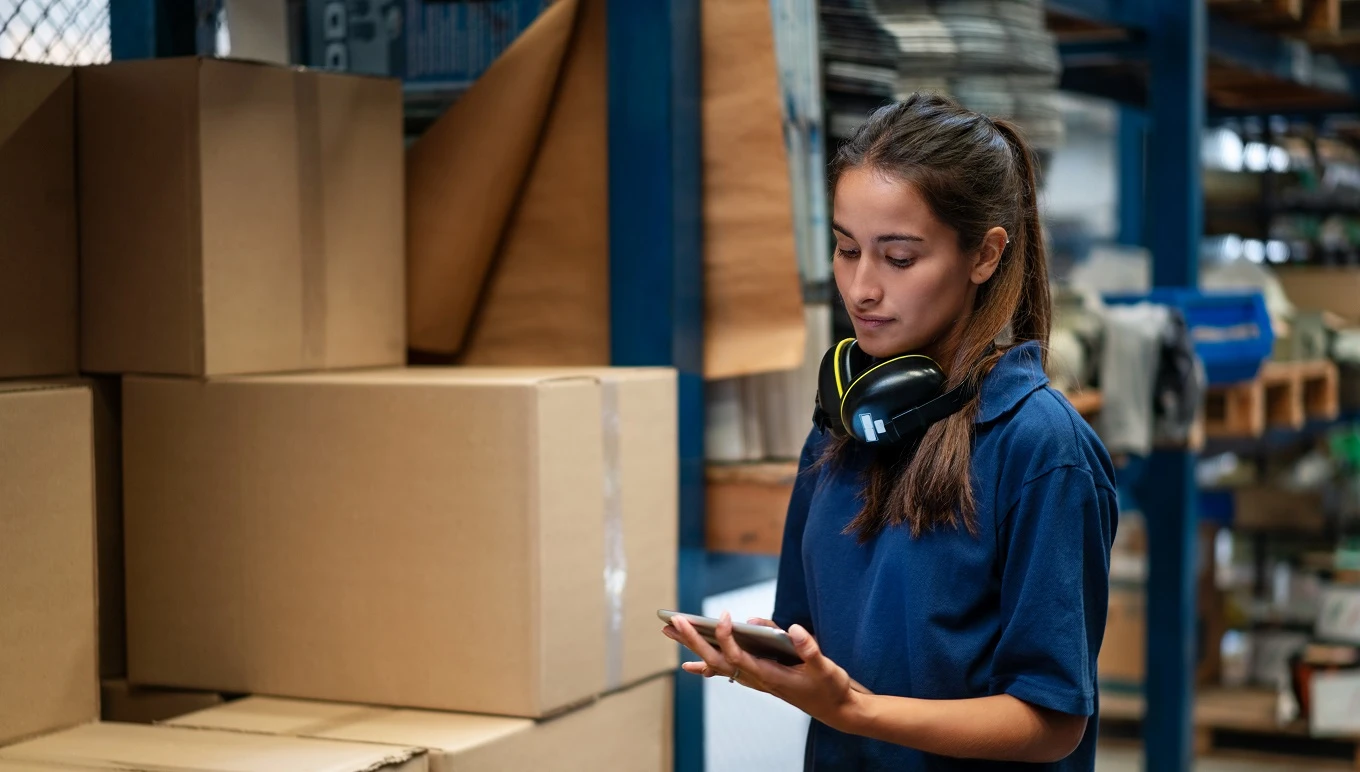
[[922, 315, 970, 377]]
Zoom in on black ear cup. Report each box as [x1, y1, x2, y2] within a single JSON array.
[[814, 340, 969, 446], [839, 356, 946, 444]]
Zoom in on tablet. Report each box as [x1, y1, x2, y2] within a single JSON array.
[[658, 610, 803, 667]]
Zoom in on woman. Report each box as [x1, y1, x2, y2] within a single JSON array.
[[664, 93, 1118, 770]]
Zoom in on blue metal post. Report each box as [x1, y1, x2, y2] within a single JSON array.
[[606, 1, 705, 771], [1117, 106, 1146, 247], [109, 0, 196, 59], [109, 0, 159, 59], [1142, 0, 1204, 771]]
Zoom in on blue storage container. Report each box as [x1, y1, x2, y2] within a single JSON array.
[[1103, 289, 1273, 385]]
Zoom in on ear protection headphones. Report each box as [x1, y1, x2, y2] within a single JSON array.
[[813, 339, 977, 446]]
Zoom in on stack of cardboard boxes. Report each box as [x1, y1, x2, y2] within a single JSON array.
[[1, 54, 677, 771]]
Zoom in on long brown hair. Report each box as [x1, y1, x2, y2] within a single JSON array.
[[827, 93, 1051, 541]]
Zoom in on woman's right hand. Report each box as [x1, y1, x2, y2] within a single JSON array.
[[746, 618, 874, 695]]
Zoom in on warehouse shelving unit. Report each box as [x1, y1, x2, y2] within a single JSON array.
[[1053, 2, 1360, 772]]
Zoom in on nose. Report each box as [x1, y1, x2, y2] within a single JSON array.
[[847, 255, 883, 308]]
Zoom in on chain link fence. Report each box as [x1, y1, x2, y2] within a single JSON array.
[[1, 0, 111, 65]]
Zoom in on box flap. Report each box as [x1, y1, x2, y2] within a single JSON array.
[[0, 58, 71, 149], [313, 711, 533, 755], [166, 698, 382, 736], [201, 368, 602, 387], [0, 723, 424, 772], [167, 697, 546, 757]]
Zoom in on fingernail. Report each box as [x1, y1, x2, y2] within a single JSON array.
[[720, 611, 731, 624], [789, 625, 809, 644]]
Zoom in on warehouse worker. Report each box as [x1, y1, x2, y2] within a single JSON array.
[[664, 92, 1117, 771]]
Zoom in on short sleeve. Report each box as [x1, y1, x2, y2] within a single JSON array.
[[990, 464, 1116, 717], [771, 428, 826, 634]]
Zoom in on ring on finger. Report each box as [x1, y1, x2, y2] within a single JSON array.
[[729, 667, 741, 684]]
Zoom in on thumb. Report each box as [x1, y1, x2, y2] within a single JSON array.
[[788, 624, 822, 662]]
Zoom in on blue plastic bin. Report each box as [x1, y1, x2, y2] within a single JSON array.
[[1103, 289, 1273, 385]]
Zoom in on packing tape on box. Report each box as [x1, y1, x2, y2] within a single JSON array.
[[296, 73, 327, 368], [602, 382, 627, 691]]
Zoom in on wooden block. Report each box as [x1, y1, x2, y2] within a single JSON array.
[[1205, 379, 1266, 438], [1261, 361, 1306, 430], [1299, 359, 1340, 419], [706, 462, 797, 555], [1061, 389, 1103, 418], [1305, 0, 1341, 34]]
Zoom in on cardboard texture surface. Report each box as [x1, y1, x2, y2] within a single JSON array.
[[406, 0, 579, 355], [123, 370, 614, 717], [451, 368, 680, 685], [0, 59, 78, 379], [1098, 585, 1145, 686], [168, 675, 674, 772], [78, 57, 403, 376], [700, 0, 805, 379], [100, 680, 223, 725], [1277, 268, 1360, 323], [0, 723, 426, 772], [404, 0, 803, 377], [457, 0, 608, 367], [0, 385, 99, 745]]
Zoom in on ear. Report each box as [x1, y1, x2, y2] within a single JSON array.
[[972, 226, 1007, 285]]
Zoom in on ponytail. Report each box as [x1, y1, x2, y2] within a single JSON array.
[[991, 119, 1051, 366]]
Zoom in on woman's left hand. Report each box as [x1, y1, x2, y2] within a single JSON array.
[[663, 613, 864, 733]]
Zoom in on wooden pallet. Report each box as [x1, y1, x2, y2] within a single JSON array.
[[1204, 360, 1340, 438], [1101, 687, 1360, 768]]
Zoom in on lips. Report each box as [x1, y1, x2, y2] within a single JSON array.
[[853, 314, 894, 329]]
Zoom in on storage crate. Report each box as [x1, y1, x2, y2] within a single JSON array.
[[1104, 289, 1274, 385]]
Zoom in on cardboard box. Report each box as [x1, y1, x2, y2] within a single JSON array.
[[1309, 669, 1360, 737], [0, 384, 98, 745], [124, 368, 677, 717], [100, 680, 223, 725], [1098, 585, 1146, 687], [77, 57, 404, 376], [1231, 486, 1327, 533], [456, 367, 679, 688], [1278, 268, 1360, 324], [0, 59, 78, 379], [167, 675, 674, 772], [0, 722, 425, 772]]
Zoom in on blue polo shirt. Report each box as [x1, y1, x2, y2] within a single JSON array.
[[772, 341, 1118, 771]]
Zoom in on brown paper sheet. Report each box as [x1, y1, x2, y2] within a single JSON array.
[[405, 0, 580, 355], [460, 0, 609, 366], [700, 0, 805, 378], [406, 0, 805, 378]]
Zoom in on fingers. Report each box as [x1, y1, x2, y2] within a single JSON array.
[[788, 624, 825, 666], [746, 617, 781, 630], [666, 617, 732, 676]]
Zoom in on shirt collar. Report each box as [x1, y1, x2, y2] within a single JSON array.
[[975, 340, 1049, 424]]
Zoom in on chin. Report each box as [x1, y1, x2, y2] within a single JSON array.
[[853, 334, 917, 359]]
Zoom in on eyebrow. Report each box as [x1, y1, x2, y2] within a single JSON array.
[[831, 221, 925, 244]]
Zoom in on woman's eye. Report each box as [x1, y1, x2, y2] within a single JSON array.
[[835, 247, 860, 260], [887, 256, 916, 269]]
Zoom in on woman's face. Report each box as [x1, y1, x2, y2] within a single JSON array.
[[832, 167, 1000, 360]]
